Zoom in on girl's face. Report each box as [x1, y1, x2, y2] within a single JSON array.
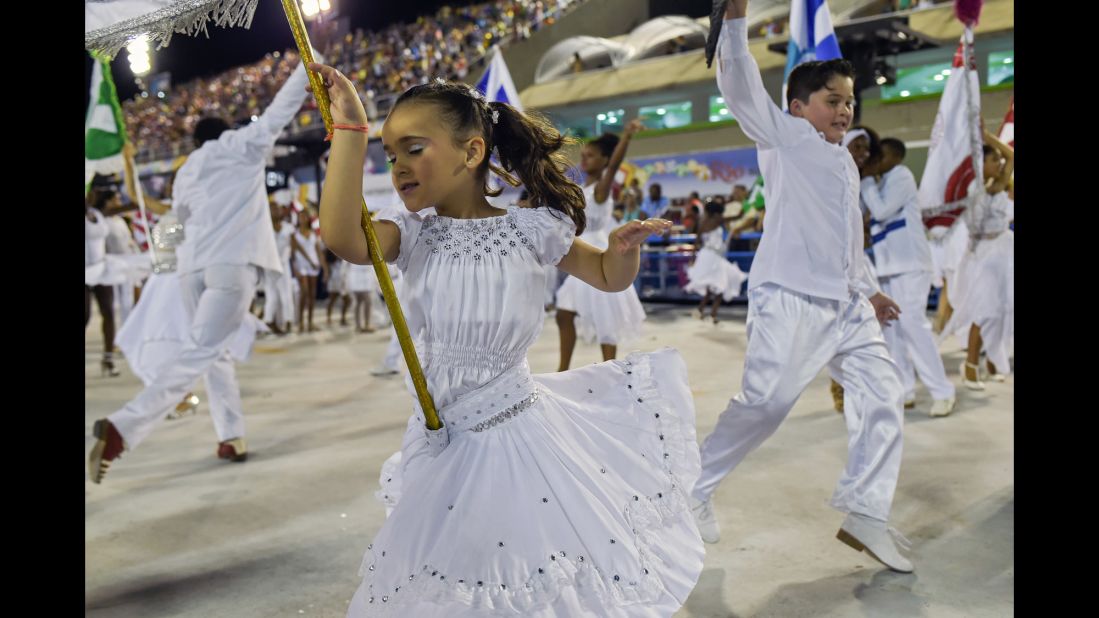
[[580, 144, 608, 176], [983, 151, 1003, 180], [847, 135, 871, 170], [382, 102, 486, 213]]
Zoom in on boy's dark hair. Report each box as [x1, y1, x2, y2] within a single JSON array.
[[880, 138, 906, 160], [786, 59, 856, 108], [194, 117, 231, 146], [393, 80, 586, 234]]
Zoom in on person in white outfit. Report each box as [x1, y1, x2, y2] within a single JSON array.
[[940, 131, 1014, 389], [263, 200, 297, 334], [862, 137, 957, 416], [829, 126, 883, 413], [291, 210, 327, 333], [104, 211, 141, 324], [690, 0, 913, 573], [89, 47, 325, 483], [684, 198, 748, 323], [554, 120, 647, 370], [311, 60, 699, 617]]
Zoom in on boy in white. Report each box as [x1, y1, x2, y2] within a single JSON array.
[[863, 138, 956, 417], [89, 48, 326, 483], [691, 0, 913, 572]]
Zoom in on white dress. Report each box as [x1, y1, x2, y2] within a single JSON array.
[[348, 206, 703, 617], [294, 230, 321, 277], [554, 183, 647, 345], [683, 227, 748, 301], [85, 209, 151, 287], [939, 184, 1014, 373]]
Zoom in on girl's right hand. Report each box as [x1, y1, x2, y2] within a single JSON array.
[[307, 63, 369, 126]]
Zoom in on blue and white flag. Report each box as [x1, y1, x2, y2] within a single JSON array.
[[476, 47, 523, 111], [782, 0, 843, 109]]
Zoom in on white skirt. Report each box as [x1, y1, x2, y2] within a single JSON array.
[[683, 248, 748, 301], [349, 263, 381, 294], [85, 253, 152, 287], [350, 348, 704, 617], [939, 231, 1014, 370], [555, 277, 646, 346]]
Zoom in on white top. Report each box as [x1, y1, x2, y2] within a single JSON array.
[[698, 226, 726, 253], [963, 181, 1013, 239], [172, 55, 320, 276], [293, 230, 321, 275], [717, 18, 876, 301], [85, 209, 108, 267], [379, 206, 575, 409], [860, 165, 933, 277], [275, 220, 295, 267], [578, 182, 614, 250]]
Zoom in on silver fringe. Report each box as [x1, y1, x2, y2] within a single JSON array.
[[85, 0, 259, 59]]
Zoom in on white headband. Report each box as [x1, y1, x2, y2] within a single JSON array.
[[842, 129, 869, 148]]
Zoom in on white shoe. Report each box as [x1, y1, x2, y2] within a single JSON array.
[[370, 366, 399, 377], [929, 396, 955, 418], [836, 513, 914, 573], [690, 497, 721, 544], [959, 361, 985, 391]]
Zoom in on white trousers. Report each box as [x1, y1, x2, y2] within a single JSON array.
[[262, 268, 295, 325], [110, 264, 258, 449], [692, 283, 905, 522], [879, 271, 956, 401]]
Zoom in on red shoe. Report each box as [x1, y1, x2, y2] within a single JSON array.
[[89, 419, 124, 484], [217, 438, 248, 462]]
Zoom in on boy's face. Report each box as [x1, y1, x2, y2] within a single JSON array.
[[790, 74, 855, 145]]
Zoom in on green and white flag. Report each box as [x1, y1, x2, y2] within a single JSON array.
[[85, 51, 128, 192]]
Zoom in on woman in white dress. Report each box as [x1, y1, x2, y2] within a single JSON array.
[[292, 209, 327, 333], [326, 253, 353, 327], [554, 121, 648, 370], [312, 67, 704, 617], [347, 261, 380, 333], [940, 130, 1014, 388], [86, 184, 151, 376], [684, 199, 748, 323]]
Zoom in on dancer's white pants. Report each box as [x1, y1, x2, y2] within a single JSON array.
[[110, 264, 258, 449], [692, 283, 905, 521], [879, 271, 956, 401]]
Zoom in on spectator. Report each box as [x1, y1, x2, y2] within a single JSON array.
[[640, 182, 670, 219]]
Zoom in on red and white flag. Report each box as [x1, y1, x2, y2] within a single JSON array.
[[918, 27, 983, 230], [998, 96, 1014, 148]]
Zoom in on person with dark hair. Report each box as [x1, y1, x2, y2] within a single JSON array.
[[684, 199, 748, 323], [555, 121, 648, 370], [85, 185, 126, 377], [940, 131, 1015, 388], [310, 61, 703, 615], [829, 125, 883, 413], [324, 250, 352, 328], [640, 181, 670, 219], [861, 136, 956, 417], [690, 0, 912, 574], [262, 199, 296, 334], [88, 42, 326, 484], [292, 208, 326, 333]]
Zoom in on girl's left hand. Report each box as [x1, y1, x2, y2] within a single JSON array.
[[609, 218, 671, 255]]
